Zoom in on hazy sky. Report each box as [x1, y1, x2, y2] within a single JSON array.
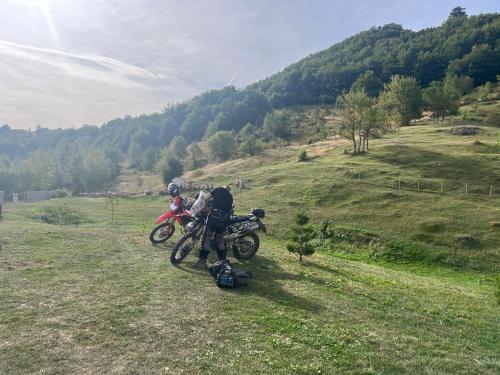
[[1, 0, 498, 129]]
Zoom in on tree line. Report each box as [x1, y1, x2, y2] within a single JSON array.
[[251, 8, 499, 107], [0, 7, 498, 192], [337, 72, 477, 153]]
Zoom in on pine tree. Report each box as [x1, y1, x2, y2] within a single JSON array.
[[286, 213, 316, 262]]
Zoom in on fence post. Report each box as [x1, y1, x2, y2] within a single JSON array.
[[490, 185, 493, 197], [417, 179, 420, 191], [398, 179, 401, 190], [441, 181, 443, 193], [465, 183, 468, 196]]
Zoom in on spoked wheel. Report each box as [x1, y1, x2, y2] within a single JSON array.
[[232, 232, 260, 260], [170, 233, 199, 265], [150, 222, 175, 244]]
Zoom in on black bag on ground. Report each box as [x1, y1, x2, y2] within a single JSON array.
[[208, 260, 252, 288]]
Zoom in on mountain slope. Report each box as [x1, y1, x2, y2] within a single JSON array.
[[251, 11, 500, 106]]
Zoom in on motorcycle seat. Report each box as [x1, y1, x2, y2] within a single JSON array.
[[229, 215, 250, 224]]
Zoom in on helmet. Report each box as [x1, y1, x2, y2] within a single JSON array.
[[167, 182, 180, 197]]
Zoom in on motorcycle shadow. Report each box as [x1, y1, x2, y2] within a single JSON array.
[[223, 254, 324, 313], [168, 251, 323, 313]]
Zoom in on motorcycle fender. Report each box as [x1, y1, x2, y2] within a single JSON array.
[[155, 211, 174, 224]]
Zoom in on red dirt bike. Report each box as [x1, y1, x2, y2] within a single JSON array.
[[149, 200, 193, 244]]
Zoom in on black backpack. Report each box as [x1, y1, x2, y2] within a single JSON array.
[[205, 187, 234, 232], [208, 260, 252, 288]]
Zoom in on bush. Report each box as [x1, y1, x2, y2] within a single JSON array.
[[207, 131, 235, 161], [53, 189, 68, 198], [298, 150, 309, 162], [238, 137, 264, 157], [263, 110, 292, 140], [157, 154, 183, 185], [32, 205, 87, 225]]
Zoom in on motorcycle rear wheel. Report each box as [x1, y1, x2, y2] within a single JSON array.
[[150, 222, 175, 244], [232, 232, 260, 260]]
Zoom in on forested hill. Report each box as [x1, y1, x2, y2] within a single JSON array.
[[251, 9, 500, 107], [1, 8, 499, 194]]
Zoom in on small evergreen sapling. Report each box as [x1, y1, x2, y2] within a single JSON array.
[[298, 150, 309, 162], [286, 213, 316, 262]]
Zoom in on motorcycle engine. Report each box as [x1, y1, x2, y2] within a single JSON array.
[[185, 222, 196, 233]]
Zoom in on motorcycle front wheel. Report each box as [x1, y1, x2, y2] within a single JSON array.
[[150, 222, 175, 244], [231, 232, 260, 260], [170, 232, 199, 264]]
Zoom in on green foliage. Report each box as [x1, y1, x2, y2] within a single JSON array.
[[449, 6, 467, 18], [184, 143, 206, 170], [337, 88, 391, 153], [444, 74, 474, 96], [32, 205, 87, 225], [0, 9, 499, 196], [379, 75, 422, 126], [263, 110, 292, 140], [423, 81, 460, 122], [207, 131, 235, 161], [478, 81, 494, 101], [447, 44, 500, 85], [286, 213, 316, 262], [82, 152, 114, 192], [253, 12, 499, 107], [351, 70, 384, 97], [298, 150, 309, 162], [238, 137, 264, 157], [168, 135, 188, 160], [141, 146, 158, 171], [128, 142, 143, 169], [157, 154, 184, 186], [15, 150, 63, 192], [239, 123, 256, 138]]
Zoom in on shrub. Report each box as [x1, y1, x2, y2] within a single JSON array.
[[53, 189, 68, 198], [207, 131, 235, 161], [298, 150, 309, 162], [286, 213, 316, 262], [32, 205, 87, 225], [156, 154, 183, 186]]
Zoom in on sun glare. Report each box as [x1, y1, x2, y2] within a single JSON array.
[[21, 0, 61, 48]]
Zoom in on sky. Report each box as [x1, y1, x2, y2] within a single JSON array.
[[0, 0, 498, 130]]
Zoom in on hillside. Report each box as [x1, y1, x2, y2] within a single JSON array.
[[251, 10, 500, 107], [1, 9, 499, 192], [1, 117, 499, 374], [178, 109, 500, 273]]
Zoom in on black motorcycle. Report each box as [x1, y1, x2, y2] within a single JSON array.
[[170, 208, 266, 265]]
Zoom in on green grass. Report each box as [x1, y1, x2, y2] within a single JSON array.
[[192, 121, 500, 272], [1, 115, 500, 373], [0, 197, 499, 374]]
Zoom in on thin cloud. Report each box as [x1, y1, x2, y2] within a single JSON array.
[[0, 40, 195, 129]]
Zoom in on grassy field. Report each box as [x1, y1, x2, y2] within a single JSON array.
[[1, 118, 499, 374], [0, 196, 499, 374], [187, 120, 500, 272]]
